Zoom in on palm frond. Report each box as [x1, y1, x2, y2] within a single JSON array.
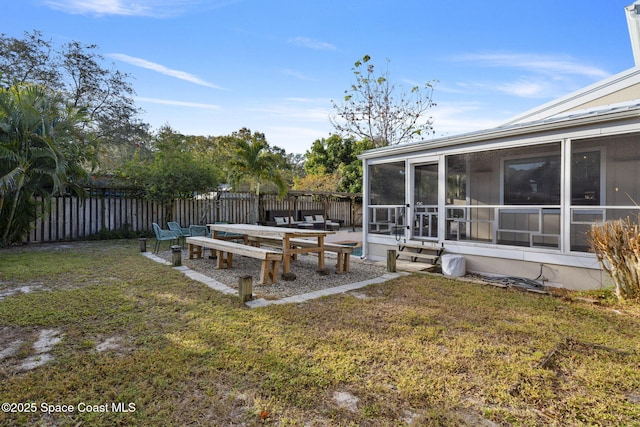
[[0, 165, 24, 195]]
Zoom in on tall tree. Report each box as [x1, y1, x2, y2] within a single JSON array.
[[0, 31, 149, 174], [227, 128, 288, 223], [284, 152, 306, 185], [227, 128, 288, 197], [118, 125, 222, 202], [331, 55, 437, 147], [293, 172, 340, 193], [303, 134, 374, 193], [0, 83, 86, 246], [0, 31, 59, 88]]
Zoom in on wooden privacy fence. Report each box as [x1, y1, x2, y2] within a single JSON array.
[[26, 188, 362, 243]]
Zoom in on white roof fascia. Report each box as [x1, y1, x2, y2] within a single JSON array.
[[498, 66, 640, 127], [358, 104, 640, 160], [626, 1, 640, 66]]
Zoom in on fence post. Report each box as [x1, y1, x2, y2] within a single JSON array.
[[171, 245, 182, 267], [239, 276, 253, 302], [387, 249, 397, 272]]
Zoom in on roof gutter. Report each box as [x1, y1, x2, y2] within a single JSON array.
[[358, 107, 640, 160]]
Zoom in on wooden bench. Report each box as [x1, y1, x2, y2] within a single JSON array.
[[247, 236, 353, 274], [186, 236, 282, 285]]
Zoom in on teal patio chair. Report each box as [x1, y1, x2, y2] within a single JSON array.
[[152, 223, 179, 253], [168, 221, 191, 247], [188, 224, 211, 257], [213, 221, 245, 242], [189, 224, 211, 237]]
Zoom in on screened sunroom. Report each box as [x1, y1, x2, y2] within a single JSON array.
[[360, 103, 640, 290], [361, 4, 640, 289], [444, 134, 640, 252]]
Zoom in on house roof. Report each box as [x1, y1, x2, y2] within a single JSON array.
[[499, 66, 640, 126], [360, 66, 640, 160]]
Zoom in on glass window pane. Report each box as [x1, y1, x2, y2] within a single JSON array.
[[504, 155, 560, 205], [369, 161, 405, 205], [572, 151, 600, 205], [414, 164, 438, 205], [446, 155, 467, 203]]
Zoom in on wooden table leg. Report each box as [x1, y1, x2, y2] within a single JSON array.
[[336, 252, 344, 273], [282, 236, 291, 274], [281, 235, 296, 280], [317, 235, 325, 270]]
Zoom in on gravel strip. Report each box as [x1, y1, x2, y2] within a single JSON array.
[[156, 248, 387, 300]]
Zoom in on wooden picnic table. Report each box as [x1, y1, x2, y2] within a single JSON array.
[[207, 223, 334, 280]]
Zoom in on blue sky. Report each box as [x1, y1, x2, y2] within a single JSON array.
[[2, 0, 637, 154]]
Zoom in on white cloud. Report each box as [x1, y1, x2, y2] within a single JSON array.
[[445, 52, 611, 100], [288, 37, 336, 51], [108, 53, 227, 89], [452, 52, 610, 79], [246, 99, 331, 122], [45, 0, 153, 16], [43, 0, 236, 17], [136, 97, 220, 109], [279, 68, 316, 81], [430, 102, 504, 137], [435, 82, 475, 95], [496, 79, 549, 98]]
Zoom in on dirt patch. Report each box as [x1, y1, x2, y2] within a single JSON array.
[[0, 326, 126, 373], [0, 338, 22, 361], [95, 336, 123, 352], [0, 327, 62, 372], [32, 328, 63, 354], [0, 284, 49, 301], [333, 391, 359, 412]]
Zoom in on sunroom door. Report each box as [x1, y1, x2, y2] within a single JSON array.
[[412, 163, 439, 240]]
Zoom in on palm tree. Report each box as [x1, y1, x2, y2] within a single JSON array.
[[227, 131, 288, 224], [0, 83, 86, 246]]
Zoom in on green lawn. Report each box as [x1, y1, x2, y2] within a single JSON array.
[[1, 240, 639, 426]]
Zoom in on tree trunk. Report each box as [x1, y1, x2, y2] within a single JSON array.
[[252, 182, 261, 224]]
